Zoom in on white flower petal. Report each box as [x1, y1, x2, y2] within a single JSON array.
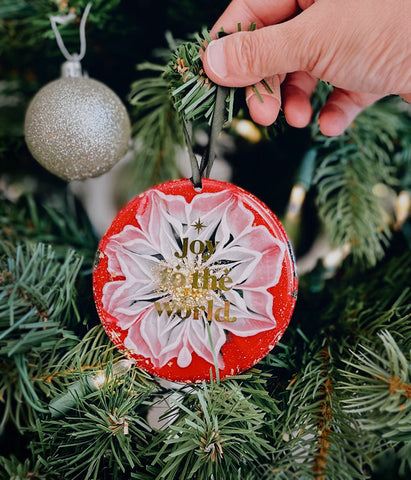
[[102, 188, 287, 371], [187, 319, 225, 369], [190, 190, 234, 219], [176, 346, 191, 368], [208, 246, 262, 285], [218, 195, 255, 239], [221, 314, 275, 336], [210, 294, 274, 336], [137, 309, 185, 367]]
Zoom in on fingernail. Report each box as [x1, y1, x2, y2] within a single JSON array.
[[205, 39, 227, 79]]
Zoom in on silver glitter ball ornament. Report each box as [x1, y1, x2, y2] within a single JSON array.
[[24, 77, 131, 181]]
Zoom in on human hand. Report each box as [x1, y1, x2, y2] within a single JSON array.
[[202, 0, 411, 136]]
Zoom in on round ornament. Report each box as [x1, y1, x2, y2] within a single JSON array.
[[24, 76, 131, 181], [93, 179, 297, 383]]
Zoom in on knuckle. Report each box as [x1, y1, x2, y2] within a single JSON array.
[[238, 31, 274, 78], [235, 33, 261, 75]]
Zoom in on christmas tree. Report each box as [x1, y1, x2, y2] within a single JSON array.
[[1, 2, 410, 479]]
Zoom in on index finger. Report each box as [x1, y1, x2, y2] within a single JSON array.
[[209, 0, 299, 37]]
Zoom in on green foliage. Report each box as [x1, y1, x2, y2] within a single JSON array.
[[0, 191, 98, 430], [327, 251, 411, 341], [126, 28, 236, 195], [125, 28, 241, 194], [341, 330, 411, 442], [29, 325, 116, 410], [0, 241, 83, 428], [32, 372, 153, 480], [140, 378, 275, 480], [164, 30, 235, 124], [0, 192, 97, 271], [262, 337, 371, 480], [255, 250, 411, 480], [0, 454, 48, 480], [314, 150, 392, 265], [0, 241, 82, 355], [341, 328, 411, 479], [44, 324, 156, 397], [313, 101, 405, 267], [0, 0, 121, 54], [127, 65, 183, 195]]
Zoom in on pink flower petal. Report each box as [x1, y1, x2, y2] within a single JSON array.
[[102, 188, 287, 371]]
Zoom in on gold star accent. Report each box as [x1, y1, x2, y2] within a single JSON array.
[[192, 219, 206, 234]]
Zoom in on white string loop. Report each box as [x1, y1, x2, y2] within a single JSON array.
[[50, 2, 92, 62]]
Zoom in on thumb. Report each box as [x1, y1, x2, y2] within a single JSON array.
[[203, 22, 310, 87]]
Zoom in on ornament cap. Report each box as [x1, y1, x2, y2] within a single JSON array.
[[61, 58, 83, 78]]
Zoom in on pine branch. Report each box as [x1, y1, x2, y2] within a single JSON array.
[[0, 454, 49, 480], [0, 193, 97, 271], [0, 0, 122, 54], [341, 331, 410, 442], [141, 378, 275, 480], [276, 250, 411, 478], [125, 29, 243, 193], [22, 324, 116, 414], [251, 250, 411, 479], [31, 371, 153, 480], [0, 242, 82, 354], [125, 29, 237, 195], [325, 252, 411, 345], [126, 71, 183, 195], [164, 30, 235, 125], [41, 325, 156, 401], [312, 100, 408, 267], [263, 336, 372, 480], [314, 150, 393, 266], [0, 241, 84, 429]]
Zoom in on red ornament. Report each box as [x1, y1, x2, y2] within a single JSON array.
[[93, 179, 297, 383]]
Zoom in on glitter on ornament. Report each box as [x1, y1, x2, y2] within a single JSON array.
[[93, 179, 298, 382], [24, 3, 131, 181], [24, 77, 131, 181]]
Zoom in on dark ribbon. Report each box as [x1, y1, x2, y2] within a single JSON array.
[[187, 31, 230, 189], [185, 84, 229, 189]]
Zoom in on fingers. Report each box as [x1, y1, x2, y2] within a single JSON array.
[[245, 76, 281, 126], [282, 72, 317, 128], [318, 89, 383, 136], [204, 0, 410, 95], [209, 0, 298, 37], [243, 78, 384, 134], [243, 71, 317, 128], [203, 0, 402, 134], [203, 21, 306, 88]]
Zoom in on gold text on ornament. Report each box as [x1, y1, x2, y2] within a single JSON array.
[[175, 237, 218, 260], [153, 229, 237, 322]]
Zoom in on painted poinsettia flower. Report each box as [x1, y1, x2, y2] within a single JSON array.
[[102, 188, 286, 370]]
